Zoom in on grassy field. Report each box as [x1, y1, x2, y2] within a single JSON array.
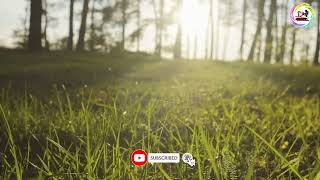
[[1, 51, 320, 179]]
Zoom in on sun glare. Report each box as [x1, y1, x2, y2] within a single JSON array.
[[180, 0, 208, 36]]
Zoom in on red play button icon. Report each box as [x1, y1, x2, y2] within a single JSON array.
[[131, 149, 148, 166]]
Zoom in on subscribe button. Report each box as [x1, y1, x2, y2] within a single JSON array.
[[148, 153, 180, 163], [131, 149, 180, 166]]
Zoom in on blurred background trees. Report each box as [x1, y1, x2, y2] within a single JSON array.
[[8, 0, 320, 65]]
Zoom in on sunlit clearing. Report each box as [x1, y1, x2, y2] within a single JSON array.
[[180, 0, 208, 36]]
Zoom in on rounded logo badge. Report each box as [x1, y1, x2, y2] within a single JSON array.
[[290, 3, 316, 29], [131, 149, 148, 166]]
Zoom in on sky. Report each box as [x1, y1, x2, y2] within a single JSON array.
[[0, 1, 27, 46], [0, 0, 318, 62]]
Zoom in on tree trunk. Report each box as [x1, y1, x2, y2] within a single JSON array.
[[305, 44, 310, 63], [28, 0, 42, 52], [174, 24, 182, 59], [290, 28, 297, 65], [76, 0, 90, 51], [314, 2, 320, 65], [43, 0, 49, 51], [215, 9, 220, 60], [158, 0, 164, 57], [67, 0, 74, 51], [193, 35, 198, 60], [222, 0, 232, 60], [174, 0, 182, 59], [89, 0, 95, 51], [136, 0, 141, 52], [256, 35, 262, 62], [152, 0, 159, 55], [205, 11, 209, 59], [247, 0, 266, 61], [274, 1, 279, 62], [263, 0, 277, 63], [239, 0, 247, 60], [121, 0, 127, 51], [209, 0, 214, 60], [187, 35, 190, 59], [204, 26, 209, 60], [278, 0, 289, 63]]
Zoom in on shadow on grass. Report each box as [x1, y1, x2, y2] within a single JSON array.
[[243, 63, 320, 96], [0, 50, 160, 96]]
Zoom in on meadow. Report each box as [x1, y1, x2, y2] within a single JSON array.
[[0, 51, 320, 179]]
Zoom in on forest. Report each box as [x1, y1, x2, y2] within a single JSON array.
[[12, 0, 319, 63], [0, 0, 320, 179]]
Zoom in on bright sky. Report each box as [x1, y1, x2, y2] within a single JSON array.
[[0, 0, 318, 62], [0, 1, 27, 46]]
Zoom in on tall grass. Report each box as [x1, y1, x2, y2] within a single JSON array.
[[0, 53, 320, 179], [0, 84, 319, 179]]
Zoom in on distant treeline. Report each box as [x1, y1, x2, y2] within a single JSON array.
[[16, 0, 320, 64]]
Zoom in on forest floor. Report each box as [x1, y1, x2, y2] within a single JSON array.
[[0, 51, 320, 179]]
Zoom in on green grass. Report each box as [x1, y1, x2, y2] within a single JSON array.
[[1, 51, 320, 179]]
